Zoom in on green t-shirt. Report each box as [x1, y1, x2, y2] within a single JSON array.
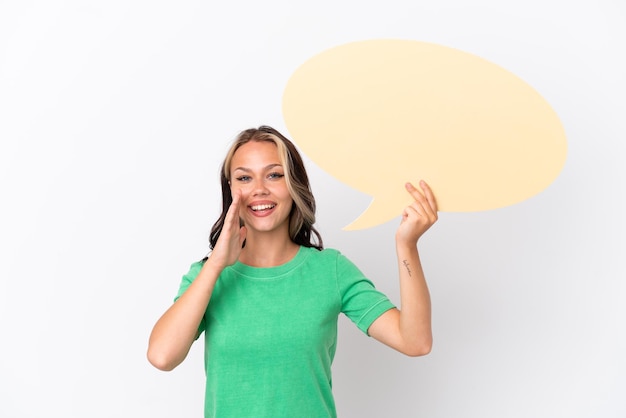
[[175, 246, 395, 418]]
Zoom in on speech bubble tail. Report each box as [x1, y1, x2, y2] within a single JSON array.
[[342, 197, 405, 231]]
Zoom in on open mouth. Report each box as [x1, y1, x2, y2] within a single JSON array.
[[250, 204, 276, 212]]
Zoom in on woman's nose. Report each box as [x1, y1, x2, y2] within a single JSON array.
[[251, 178, 269, 196]]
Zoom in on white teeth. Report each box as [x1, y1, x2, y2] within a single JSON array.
[[250, 204, 276, 211]]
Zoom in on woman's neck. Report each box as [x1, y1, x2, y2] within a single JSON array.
[[238, 234, 300, 267]]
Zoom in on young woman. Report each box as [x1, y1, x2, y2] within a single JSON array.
[[148, 126, 438, 418]]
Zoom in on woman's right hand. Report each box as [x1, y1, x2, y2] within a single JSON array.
[[209, 190, 247, 270]]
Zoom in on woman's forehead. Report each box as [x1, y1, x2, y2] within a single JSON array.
[[231, 141, 281, 169]]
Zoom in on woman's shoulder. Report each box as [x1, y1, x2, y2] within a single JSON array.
[[182, 258, 207, 279]]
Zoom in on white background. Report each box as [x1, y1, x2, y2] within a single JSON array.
[[1, 1, 625, 417]]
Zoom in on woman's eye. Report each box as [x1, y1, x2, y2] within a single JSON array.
[[236, 176, 251, 182], [268, 172, 284, 180]]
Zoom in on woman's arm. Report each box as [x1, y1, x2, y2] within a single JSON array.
[[147, 260, 222, 371], [147, 191, 247, 371], [368, 181, 438, 357]]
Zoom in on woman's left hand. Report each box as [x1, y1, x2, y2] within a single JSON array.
[[396, 180, 438, 246]]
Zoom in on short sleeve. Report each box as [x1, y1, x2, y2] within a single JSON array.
[[335, 252, 395, 335], [174, 260, 206, 338]]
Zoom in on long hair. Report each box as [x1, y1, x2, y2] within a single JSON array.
[[209, 126, 323, 251]]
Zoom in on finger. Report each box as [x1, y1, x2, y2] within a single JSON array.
[[405, 182, 432, 215], [418, 180, 438, 213], [230, 189, 241, 207], [406, 199, 437, 226], [405, 182, 429, 207], [403, 206, 437, 239], [400, 207, 410, 222], [408, 201, 426, 218], [225, 190, 242, 225], [407, 181, 436, 220], [403, 204, 421, 219]]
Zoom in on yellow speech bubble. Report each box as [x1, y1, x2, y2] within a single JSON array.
[[282, 40, 567, 230]]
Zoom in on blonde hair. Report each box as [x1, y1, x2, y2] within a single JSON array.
[[210, 126, 322, 250]]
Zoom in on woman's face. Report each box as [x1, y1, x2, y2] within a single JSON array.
[[229, 141, 293, 237]]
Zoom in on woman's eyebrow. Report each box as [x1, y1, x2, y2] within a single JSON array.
[[233, 163, 282, 172]]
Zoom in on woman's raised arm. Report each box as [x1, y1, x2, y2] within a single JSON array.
[[368, 181, 438, 356], [147, 191, 247, 370]]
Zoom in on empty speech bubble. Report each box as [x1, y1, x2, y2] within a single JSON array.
[[282, 39, 567, 230]]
